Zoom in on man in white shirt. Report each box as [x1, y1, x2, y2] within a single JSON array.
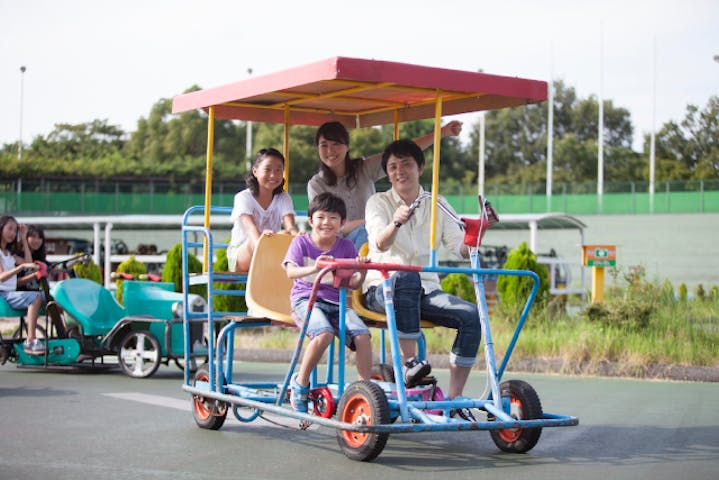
[[363, 139, 480, 415]]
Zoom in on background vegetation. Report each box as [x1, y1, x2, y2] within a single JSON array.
[[2, 83, 718, 188]]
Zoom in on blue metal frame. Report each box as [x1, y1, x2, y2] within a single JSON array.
[[180, 204, 578, 437]]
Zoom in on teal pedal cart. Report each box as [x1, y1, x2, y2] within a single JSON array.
[[3, 276, 208, 378]]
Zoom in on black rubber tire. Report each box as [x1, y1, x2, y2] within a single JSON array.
[[336, 380, 391, 462], [174, 355, 207, 373], [191, 365, 227, 430], [370, 363, 395, 383], [117, 330, 161, 378], [489, 379, 543, 453]]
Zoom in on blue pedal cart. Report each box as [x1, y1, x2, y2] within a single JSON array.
[[176, 57, 578, 461]]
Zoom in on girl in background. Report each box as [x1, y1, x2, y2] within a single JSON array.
[[0, 216, 44, 354], [19, 224, 46, 291]]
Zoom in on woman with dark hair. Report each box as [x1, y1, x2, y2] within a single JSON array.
[[18, 224, 46, 291], [25, 225, 46, 263], [307, 120, 462, 248], [227, 148, 299, 272]]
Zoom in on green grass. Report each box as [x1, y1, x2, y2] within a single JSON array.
[[234, 270, 719, 376]]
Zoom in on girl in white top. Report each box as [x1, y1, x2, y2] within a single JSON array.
[[0, 215, 44, 354], [228, 148, 299, 272]]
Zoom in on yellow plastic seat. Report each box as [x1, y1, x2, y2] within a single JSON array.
[[352, 243, 435, 328], [244, 234, 295, 325]]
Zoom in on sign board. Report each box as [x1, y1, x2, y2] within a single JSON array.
[[581, 244, 617, 267]]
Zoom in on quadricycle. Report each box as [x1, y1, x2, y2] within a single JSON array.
[[174, 57, 578, 461]]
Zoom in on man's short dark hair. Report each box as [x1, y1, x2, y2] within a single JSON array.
[[381, 139, 425, 174], [308, 192, 347, 220]]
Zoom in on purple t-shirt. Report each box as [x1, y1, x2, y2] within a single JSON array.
[[283, 234, 358, 303]]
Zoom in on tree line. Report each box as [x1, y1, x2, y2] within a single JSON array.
[[1, 82, 717, 189]]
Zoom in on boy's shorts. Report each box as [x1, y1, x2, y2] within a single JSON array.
[[292, 297, 370, 351], [0, 290, 45, 309]]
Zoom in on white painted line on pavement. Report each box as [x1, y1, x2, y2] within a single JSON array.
[[103, 392, 321, 430], [104, 392, 189, 411]]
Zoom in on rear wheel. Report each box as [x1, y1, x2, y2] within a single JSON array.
[[370, 363, 395, 383], [118, 330, 161, 378], [174, 356, 207, 373], [192, 365, 227, 430], [336, 380, 390, 462], [489, 379, 543, 453]]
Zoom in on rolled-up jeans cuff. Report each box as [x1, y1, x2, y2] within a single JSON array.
[[450, 352, 476, 368], [396, 330, 422, 341]]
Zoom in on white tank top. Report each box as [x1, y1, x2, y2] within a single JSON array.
[[0, 250, 17, 291]]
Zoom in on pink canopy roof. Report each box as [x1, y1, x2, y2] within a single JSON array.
[[172, 57, 546, 128]]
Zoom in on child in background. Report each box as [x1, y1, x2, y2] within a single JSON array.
[[282, 193, 372, 413], [227, 148, 299, 272], [0, 216, 45, 354], [19, 224, 46, 291]]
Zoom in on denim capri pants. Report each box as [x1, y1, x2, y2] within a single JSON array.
[[0, 290, 45, 310], [292, 297, 370, 350]]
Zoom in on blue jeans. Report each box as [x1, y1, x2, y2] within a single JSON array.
[[364, 271, 480, 368]]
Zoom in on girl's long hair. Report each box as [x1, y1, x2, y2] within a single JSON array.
[[245, 148, 286, 197], [315, 121, 363, 188], [0, 215, 19, 253], [26, 224, 47, 263]]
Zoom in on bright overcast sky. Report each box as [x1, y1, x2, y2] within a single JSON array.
[[2, 0, 717, 152]]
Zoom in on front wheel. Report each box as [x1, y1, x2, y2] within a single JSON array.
[[192, 365, 227, 430], [489, 379, 543, 453], [336, 380, 390, 462], [118, 330, 161, 378]]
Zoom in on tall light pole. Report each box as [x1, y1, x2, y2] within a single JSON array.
[[17, 65, 26, 197], [597, 21, 604, 213], [546, 42, 554, 212], [649, 38, 657, 213], [245, 67, 253, 174]]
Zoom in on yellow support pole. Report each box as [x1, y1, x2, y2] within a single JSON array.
[[591, 267, 605, 303], [429, 91, 442, 266], [283, 107, 290, 191], [202, 106, 215, 272], [393, 110, 400, 140]]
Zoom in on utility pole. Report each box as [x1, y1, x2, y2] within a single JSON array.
[[17, 65, 27, 198]]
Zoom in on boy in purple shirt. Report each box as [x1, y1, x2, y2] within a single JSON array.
[[283, 192, 372, 413]]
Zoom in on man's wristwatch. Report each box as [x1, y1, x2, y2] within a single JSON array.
[[393, 221, 402, 228]]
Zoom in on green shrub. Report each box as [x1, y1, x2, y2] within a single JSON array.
[[213, 247, 247, 313], [694, 283, 706, 301], [441, 273, 476, 303], [72, 258, 102, 284], [115, 256, 146, 304], [162, 243, 205, 299], [584, 265, 657, 330], [678, 283, 688, 302], [658, 279, 675, 305], [497, 241, 549, 314], [709, 285, 719, 302]]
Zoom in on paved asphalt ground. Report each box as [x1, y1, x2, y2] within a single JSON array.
[[1, 361, 718, 480]]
